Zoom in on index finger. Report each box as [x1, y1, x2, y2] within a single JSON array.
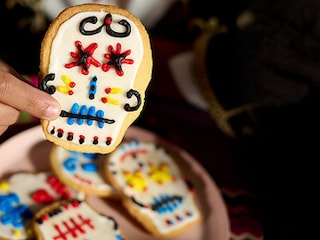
[[0, 71, 61, 120]]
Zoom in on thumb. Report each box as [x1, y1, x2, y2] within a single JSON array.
[[0, 72, 60, 120]]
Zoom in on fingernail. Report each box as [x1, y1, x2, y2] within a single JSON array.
[[45, 104, 60, 120]]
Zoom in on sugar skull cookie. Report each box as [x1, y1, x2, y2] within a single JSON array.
[[33, 199, 126, 240], [39, 4, 152, 153], [105, 140, 202, 237], [50, 144, 118, 197], [0, 171, 79, 240]]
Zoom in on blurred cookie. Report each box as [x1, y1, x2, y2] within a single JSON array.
[[0, 171, 79, 239], [105, 140, 202, 237], [50, 144, 118, 197], [33, 199, 126, 240]]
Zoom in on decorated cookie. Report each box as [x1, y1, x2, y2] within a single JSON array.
[[0, 171, 79, 240], [39, 4, 153, 153], [50, 144, 118, 197], [33, 199, 126, 240], [105, 140, 202, 237]]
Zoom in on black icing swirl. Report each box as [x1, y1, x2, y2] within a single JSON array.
[[124, 89, 141, 112], [79, 13, 131, 37], [41, 73, 56, 94]]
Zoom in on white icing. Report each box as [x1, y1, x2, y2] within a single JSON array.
[[107, 141, 201, 235], [0, 172, 78, 240], [53, 145, 117, 194], [46, 10, 145, 150], [36, 201, 124, 239]]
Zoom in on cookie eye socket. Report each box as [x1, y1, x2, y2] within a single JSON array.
[[63, 157, 77, 172], [81, 163, 97, 172], [63, 152, 98, 173]]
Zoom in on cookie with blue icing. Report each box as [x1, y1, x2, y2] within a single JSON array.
[[105, 140, 202, 237], [0, 171, 79, 239], [39, 4, 152, 153], [49, 144, 119, 198]]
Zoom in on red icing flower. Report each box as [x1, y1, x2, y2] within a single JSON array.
[[102, 43, 134, 76], [65, 41, 101, 75]]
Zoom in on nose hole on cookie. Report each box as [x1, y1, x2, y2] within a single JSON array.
[[88, 76, 97, 100]]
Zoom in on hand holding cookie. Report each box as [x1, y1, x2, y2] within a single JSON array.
[[39, 4, 153, 154], [0, 59, 60, 136]]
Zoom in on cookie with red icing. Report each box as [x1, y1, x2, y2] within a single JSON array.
[[0, 171, 79, 240], [49, 144, 119, 198], [105, 140, 202, 237], [33, 199, 126, 240], [39, 4, 152, 154]]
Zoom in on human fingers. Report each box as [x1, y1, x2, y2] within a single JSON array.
[[0, 102, 20, 125], [0, 71, 60, 120], [0, 102, 20, 135], [0, 126, 9, 136]]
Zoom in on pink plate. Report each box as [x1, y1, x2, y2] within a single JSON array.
[[0, 125, 230, 240]]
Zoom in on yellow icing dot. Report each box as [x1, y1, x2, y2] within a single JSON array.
[[57, 75, 75, 94], [102, 87, 123, 105], [61, 74, 73, 85], [102, 96, 120, 105], [0, 182, 9, 191], [123, 170, 148, 191], [57, 85, 71, 94], [110, 87, 123, 94], [12, 229, 22, 237], [149, 163, 174, 184]]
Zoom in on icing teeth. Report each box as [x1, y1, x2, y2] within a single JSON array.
[[87, 106, 95, 126], [96, 110, 105, 128], [61, 103, 115, 127], [151, 195, 183, 213], [49, 126, 113, 146]]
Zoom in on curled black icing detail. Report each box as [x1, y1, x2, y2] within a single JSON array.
[[79, 16, 103, 35], [131, 196, 148, 208], [41, 73, 56, 94], [105, 14, 131, 38], [107, 216, 118, 230], [124, 89, 141, 112], [79, 13, 131, 37]]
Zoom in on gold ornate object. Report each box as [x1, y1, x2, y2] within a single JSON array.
[[192, 16, 268, 138]]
